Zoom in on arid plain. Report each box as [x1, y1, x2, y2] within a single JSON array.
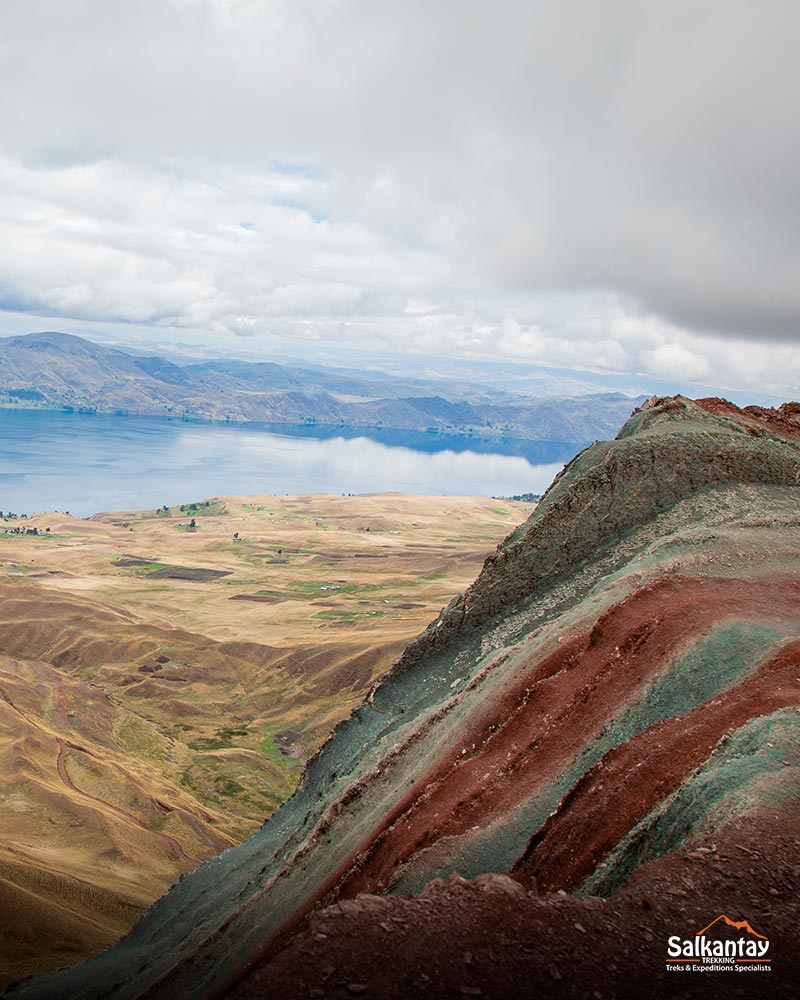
[[0, 493, 533, 987]]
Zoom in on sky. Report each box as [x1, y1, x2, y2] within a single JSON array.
[[0, 0, 798, 401]]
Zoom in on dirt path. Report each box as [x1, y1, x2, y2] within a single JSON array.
[[55, 737, 197, 865], [3, 677, 199, 867]]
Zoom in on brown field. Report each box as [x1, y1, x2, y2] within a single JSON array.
[[0, 493, 532, 987]]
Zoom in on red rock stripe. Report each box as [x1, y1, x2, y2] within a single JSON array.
[[511, 637, 800, 891], [338, 576, 800, 897]]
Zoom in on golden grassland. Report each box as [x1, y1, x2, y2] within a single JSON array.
[[0, 493, 533, 986]]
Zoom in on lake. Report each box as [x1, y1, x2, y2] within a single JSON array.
[[0, 408, 582, 518]]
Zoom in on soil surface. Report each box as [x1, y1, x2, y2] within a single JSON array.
[[230, 807, 800, 1000]]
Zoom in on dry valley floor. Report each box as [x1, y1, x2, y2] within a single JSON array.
[[0, 493, 533, 988]]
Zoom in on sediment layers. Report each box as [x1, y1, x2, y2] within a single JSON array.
[[11, 396, 800, 999], [230, 804, 800, 1000]]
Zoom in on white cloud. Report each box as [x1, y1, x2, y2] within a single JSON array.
[[0, 1, 798, 399], [639, 343, 711, 382]]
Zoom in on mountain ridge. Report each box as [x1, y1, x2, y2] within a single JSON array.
[[0, 332, 644, 444]]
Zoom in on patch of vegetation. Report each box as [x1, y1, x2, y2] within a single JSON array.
[[3, 561, 28, 574], [188, 727, 249, 751], [178, 769, 217, 808], [215, 777, 245, 796], [178, 500, 228, 517], [2, 528, 67, 539], [188, 739, 224, 750], [112, 556, 168, 572], [260, 728, 303, 771]]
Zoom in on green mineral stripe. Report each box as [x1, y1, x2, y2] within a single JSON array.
[[389, 621, 783, 894], [582, 708, 800, 896]]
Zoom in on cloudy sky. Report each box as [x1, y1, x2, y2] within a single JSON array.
[[0, 0, 798, 399]]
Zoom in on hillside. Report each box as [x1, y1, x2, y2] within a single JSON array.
[[0, 332, 643, 443], [0, 494, 532, 989], [9, 397, 800, 999]]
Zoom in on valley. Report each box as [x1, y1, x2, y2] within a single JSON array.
[[0, 493, 533, 987]]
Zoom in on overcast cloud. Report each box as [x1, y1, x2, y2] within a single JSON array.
[[0, 0, 798, 398]]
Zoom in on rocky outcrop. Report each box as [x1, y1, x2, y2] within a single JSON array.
[[10, 396, 800, 999]]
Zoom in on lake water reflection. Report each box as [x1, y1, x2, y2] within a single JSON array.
[[0, 409, 581, 517]]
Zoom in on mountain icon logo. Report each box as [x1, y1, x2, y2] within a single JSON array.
[[696, 915, 767, 940]]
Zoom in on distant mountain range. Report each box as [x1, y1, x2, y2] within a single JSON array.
[[0, 332, 645, 444]]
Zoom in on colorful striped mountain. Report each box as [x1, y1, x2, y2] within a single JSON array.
[[11, 395, 800, 999]]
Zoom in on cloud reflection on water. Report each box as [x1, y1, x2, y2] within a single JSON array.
[[1, 410, 569, 517]]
